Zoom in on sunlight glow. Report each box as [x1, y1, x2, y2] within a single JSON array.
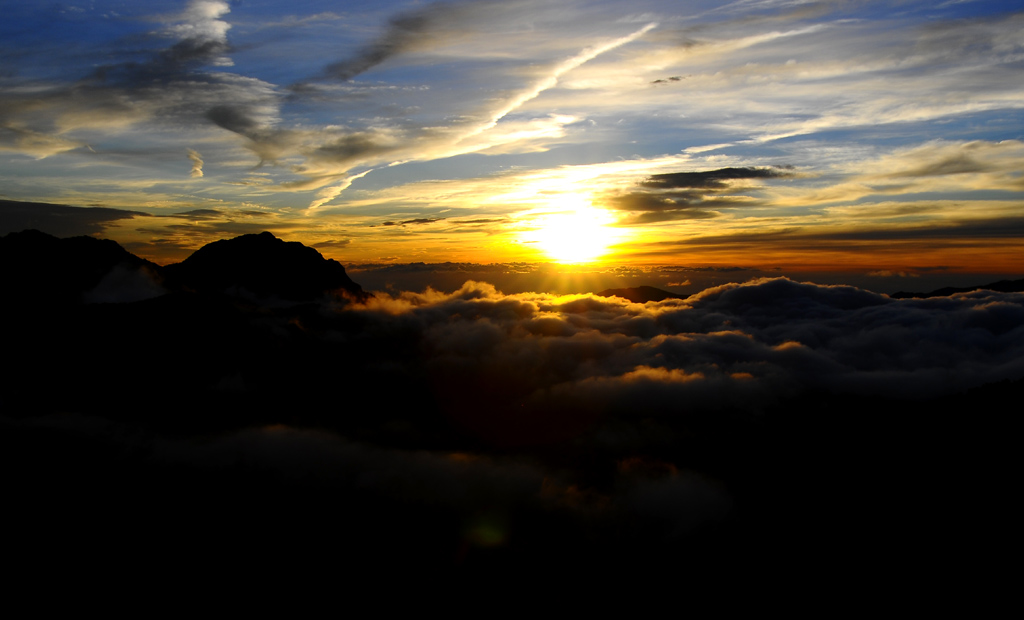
[[521, 198, 620, 263]]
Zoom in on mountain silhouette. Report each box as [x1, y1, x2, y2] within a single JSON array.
[[595, 285, 685, 303], [1, 229, 163, 305], [1, 229, 367, 304], [163, 231, 367, 302], [890, 277, 1024, 299]]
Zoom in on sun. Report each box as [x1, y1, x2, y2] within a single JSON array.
[[523, 200, 619, 263]]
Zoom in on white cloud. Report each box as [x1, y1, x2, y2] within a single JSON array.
[[187, 148, 204, 177]]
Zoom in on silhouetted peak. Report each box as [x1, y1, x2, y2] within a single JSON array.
[[4, 228, 57, 244], [891, 278, 1024, 299], [166, 232, 367, 301], [595, 285, 684, 303], [1, 229, 163, 305]]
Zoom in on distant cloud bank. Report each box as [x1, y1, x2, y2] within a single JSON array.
[[345, 278, 1024, 432]]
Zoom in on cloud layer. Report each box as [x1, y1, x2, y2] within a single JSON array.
[[351, 279, 1024, 415]]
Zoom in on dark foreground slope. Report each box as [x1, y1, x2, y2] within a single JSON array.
[[1, 230, 1017, 590]]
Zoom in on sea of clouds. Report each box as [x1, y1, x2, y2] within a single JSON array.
[[342, 276, 1024, 413]]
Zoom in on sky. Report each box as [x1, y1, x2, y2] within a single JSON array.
[[4, 0, 1023, 574], [2, 0, 1024, 292]]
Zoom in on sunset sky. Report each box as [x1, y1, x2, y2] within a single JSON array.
[[2, 0, 1023, 287]]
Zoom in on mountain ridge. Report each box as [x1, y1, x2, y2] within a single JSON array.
[[163, 230, 367, 302], [1, 229, 367, 304], [890, 278, 1024, 299], [595, 285, 685, 303]]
